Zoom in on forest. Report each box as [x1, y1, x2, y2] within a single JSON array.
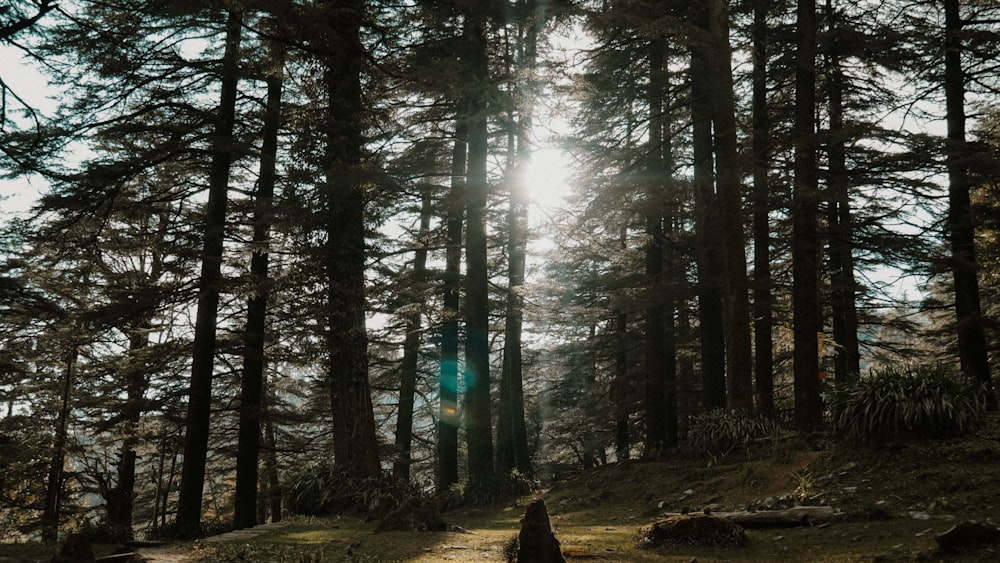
[[0, 0, 998, 547]]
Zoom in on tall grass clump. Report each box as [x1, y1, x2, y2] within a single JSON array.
[[687, 408, 782, 461], [286, 462, 419, 516], [828, 365, 986, 444]]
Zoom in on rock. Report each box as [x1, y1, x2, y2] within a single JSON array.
[[51, 534, 95, 563], [935, 520, 1000, 554], [638, 514, 748, 548], [515, 499, 566, 563]]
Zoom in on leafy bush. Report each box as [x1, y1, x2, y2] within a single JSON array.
[[828, 365, 986, 443], [285, 463, 419, 516], [687, 408, 781, 460]]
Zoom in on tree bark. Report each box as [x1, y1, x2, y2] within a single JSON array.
[[706, 0, 754, 411], [497, 1, 539, 478], [234, 40, 283, 529], [323, 0, 380, 478], [752, 0, 775, 417], [176, 9, 242, 535], [643, 38, 669, 456], [792, 0, 824, 430], [462, 11, 495, 491], [105, 325, 152, 539], [943, 0, 996, 409], [393, 192, 432, 482], [690, 8, 727, 411], [41, 348, 77, 541], [824, 1, 860, 383], [438, 120, 466, 492]]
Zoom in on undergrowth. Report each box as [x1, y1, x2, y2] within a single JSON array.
[[827, 365, 986, 444]]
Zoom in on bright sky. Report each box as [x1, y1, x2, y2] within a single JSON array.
[[1, 44, 56, 222]]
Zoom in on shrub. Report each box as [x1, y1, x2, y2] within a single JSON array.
[[827, 365, 986, 443], [285, 463, 419, 516], [687, 408, 781, 461]]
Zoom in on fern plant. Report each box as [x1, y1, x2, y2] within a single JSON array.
[[827, 365, 986, 444], [285, 462, 420, 516], [687, 408, 781, 461]]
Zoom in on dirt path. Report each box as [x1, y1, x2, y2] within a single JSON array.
[[134, 522, 289, 562]]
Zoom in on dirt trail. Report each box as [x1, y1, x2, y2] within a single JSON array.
[[135, 522, 289, 562]]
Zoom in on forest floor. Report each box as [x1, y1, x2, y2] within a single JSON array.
[[3, 415, 1000, 562]]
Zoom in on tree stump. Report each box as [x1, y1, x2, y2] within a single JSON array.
[[638, 513, 748, 548], [516, 499, 566, 563]]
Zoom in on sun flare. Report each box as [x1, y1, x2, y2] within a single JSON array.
[[525, 147, 572, 211]]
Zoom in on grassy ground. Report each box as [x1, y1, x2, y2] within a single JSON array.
[[6, 417, 1000, 562]]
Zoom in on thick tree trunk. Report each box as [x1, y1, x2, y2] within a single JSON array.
[[234, 42, 283, 529], [496, 0, 539, 480], [706, 0, 754, 411], [463, 12, 495, 491], [438, 122, 466, 492], [943, 0, 996, 409], [643, 39, 669, 456], [176, 9, 242, 535], [824, 3, 860, 383], [690, 14, 727, 411], [393, 192, 432, 482], [323, 0, 380, 478], [792, 0, 823, 430], [752, 0, 775, 417]]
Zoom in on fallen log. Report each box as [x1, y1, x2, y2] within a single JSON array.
[[660, 506, 836, 528]]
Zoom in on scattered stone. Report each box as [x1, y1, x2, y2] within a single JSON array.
[[51, 534, 95, 563], [909, 511, 932, 521], [638, 514, 748, 548], [935, 521, 1000, 554], [514, 499, 566, 563]]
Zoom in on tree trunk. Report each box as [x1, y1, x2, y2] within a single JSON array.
[[176, 9, 242, 535], [496, 0, 540, 481], [611, 307, 630, 461], [943, 0, 996, 409], [643, 39, 668, 456], [323, 0, 380, 478], [393, 192, 432, 482], [41, 349, 76, 542], [751, 0, 775, 417], [824, 1, 860, 383], [234, 40, 283, 529], [463, 12, 495, 491], [438, 120, 466, 492], [792, 0, 823, 430], [105, 325, 152, 539], [690, 10, 727, 411], [706, 0, 754, 411]]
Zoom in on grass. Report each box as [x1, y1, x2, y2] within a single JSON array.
[[195, 511, 967, 562]]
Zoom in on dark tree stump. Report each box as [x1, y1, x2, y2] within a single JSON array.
[[638, 514, 748, 548], [516, 499, 566, 563], [935, 520, 1000, 553]]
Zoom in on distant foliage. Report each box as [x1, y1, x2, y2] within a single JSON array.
[[828, 365, 986, 443], [286, 463, 419, 516], [687, 409, 781, 460]]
